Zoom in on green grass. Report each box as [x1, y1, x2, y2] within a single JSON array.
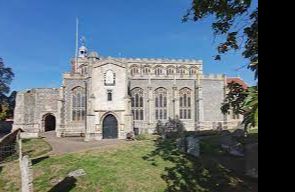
[[34, 141, 173, 192], [0, 138, 52, 191], [22, 138, 52, 158], [0, 136, 257, 192]]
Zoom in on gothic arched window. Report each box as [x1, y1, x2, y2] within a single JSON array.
[[177, 66, 187, 75], [154, 66, 163, 76], [154, 88, 168, 120], [167, 66, 175, 75], [179, 88, 192, 119], [131, 88, 144, 120], [80, 66, 88, 75], [130, 66, 139, 76], [104, 70, 116, 85], [72, 87, 86, 121], [189, 67, 197, 76], [143, 66, 150, 75]]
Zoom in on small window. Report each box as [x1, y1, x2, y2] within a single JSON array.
[[107, 90, 112, 101]]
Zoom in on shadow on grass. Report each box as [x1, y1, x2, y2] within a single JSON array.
[[143, 138, 257, 192], [48, 176, 77, 192], [31, 155, 49, 165]]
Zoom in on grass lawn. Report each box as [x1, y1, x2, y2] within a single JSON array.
[[0, 134, 257, 192]]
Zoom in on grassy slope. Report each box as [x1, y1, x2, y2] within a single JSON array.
[[0, 134, 258, 192], [33, 141, 170, 192], [0, 138, 52, 191]]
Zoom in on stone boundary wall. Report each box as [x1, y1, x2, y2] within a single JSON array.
[[0, 128, 22, 163]]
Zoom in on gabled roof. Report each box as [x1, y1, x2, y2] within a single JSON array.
[[226, 77, 248, 89], [93, 57, 126, 68]]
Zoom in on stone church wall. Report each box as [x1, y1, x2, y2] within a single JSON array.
[[200, 75, 226, 129], [61, 75, 87, 135], [13, 88, 59, 133], [129, 78, 197, 132]]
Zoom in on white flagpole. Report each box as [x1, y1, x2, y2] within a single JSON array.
[[75, 17, 79, 72]]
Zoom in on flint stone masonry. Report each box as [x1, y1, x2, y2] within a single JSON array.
[[13, 45, 244, 140], [201, 78, 225, 122], [13, 88, 59, 132]]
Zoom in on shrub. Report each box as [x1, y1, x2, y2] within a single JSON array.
[[154, 117, 186, 139]]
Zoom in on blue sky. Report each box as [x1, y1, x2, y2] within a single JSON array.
[[0, 0, 257, 92]]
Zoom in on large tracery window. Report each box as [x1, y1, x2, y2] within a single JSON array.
[[131, 88, 144, 120], [154, 88, 168, 120], [179, 88, 192, 119], [72, 87, 86, 121]]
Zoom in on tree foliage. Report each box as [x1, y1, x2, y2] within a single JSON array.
[[183, 0, 258, 131], [183, 0, 258, 79], [221, 82, 258, 130], [0, 58, 15, 120], [221, 82, 248, 115]]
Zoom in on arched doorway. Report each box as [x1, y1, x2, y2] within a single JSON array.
[[44, 114, 56, 132], [102, 114, 118, 139]]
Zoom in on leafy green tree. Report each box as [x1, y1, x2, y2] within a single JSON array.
[[0, 58, 15, 120], [221, 82, 258, 131], [183, 0, 258, 131]]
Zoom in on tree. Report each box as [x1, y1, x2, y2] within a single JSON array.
[[183, 0, 258, 131], [221, 82, 258, 131], [0, 58, 15, 120]]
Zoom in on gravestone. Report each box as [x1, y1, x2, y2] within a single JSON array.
[[186, 136, 200, 157], [245, 143, 258, 178], [232, 129, 245, 138], [176, 138, 186, 153], [68, 169, 87, 177], [20, 155, 33, 192]]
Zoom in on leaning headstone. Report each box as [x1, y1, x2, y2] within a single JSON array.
[[176, 138, 186, 153], [229, 143, 245, 157], [221, 144, 230, 151], [20, 155, 33, 192], [68, 169, 87, 177], [126, 132, 135, 140], [186, 136, 200, 157], [245, 143, 258, 178], [229, 148, 245, 157], [232, 129, 245, 139]]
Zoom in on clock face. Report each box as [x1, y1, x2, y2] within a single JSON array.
[[105, 70, 115, 85]]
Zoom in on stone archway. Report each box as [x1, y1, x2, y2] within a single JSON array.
[[44, 114, 56, 132], [102, 114, 118, 139]]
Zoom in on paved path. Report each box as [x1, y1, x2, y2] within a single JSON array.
[[40, 131, 127, 155]]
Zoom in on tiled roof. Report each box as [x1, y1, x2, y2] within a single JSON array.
[[226, 77, 248, 89]]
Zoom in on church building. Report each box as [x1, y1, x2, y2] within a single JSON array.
[[12, 43, 244, 140]]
